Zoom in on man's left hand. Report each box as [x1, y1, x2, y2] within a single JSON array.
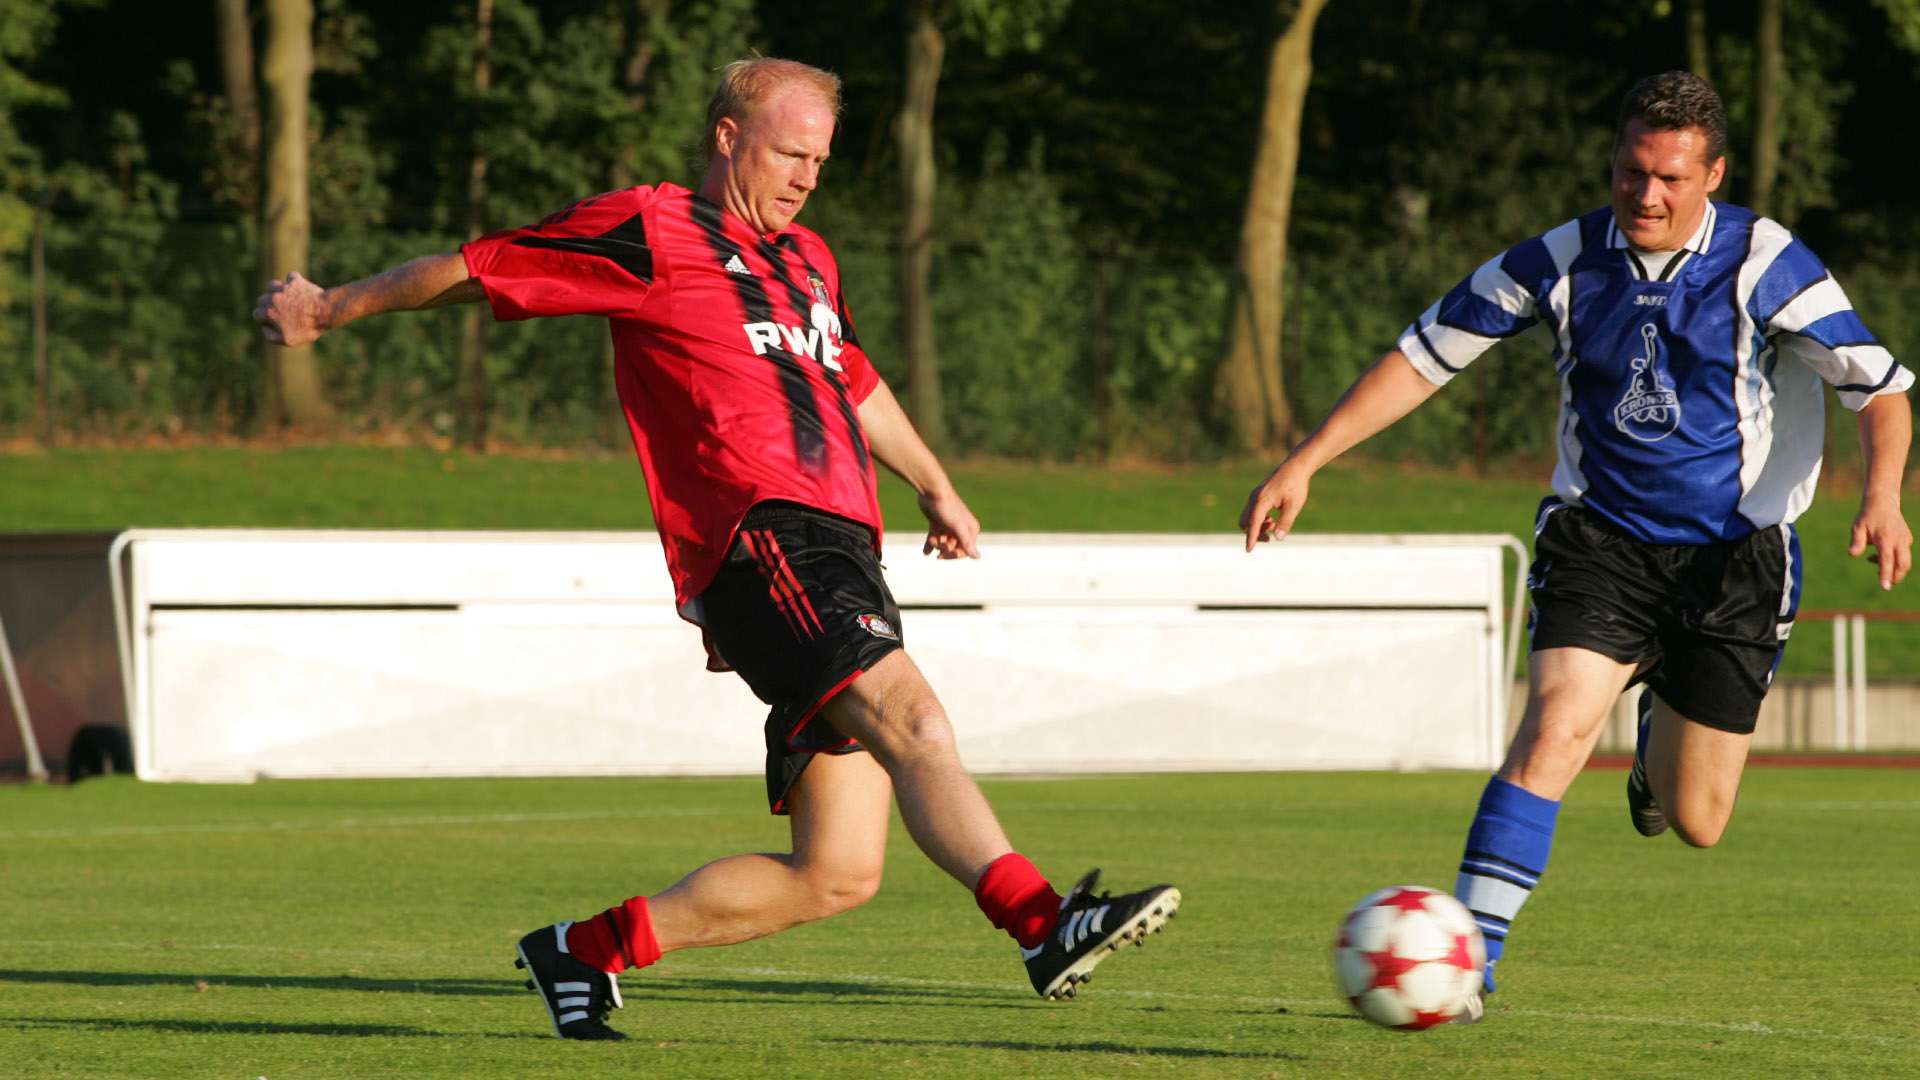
[[1850, 497, 1912, 590], [919, 488, 981, 560]]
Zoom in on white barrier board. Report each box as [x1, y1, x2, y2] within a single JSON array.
[[119, 530, 1517, 781]]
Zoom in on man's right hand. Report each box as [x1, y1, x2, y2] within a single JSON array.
[[918, 486, 982, 560], [1239, 461, 1312, 552], [253, 271, 329, 347]]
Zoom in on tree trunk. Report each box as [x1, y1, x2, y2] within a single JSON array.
[[1684, 0, 1711, 84], [261, 0, 330, 429], [1216, 0, 1328, 453], [603, 0, 667, 448], [32, 191, 51, 447], [457, 0, 493, 452], [1750, 0, 1782, 219], [895, 0, 947, 450], [612, 0, 665, 188], [216, 0, 259, 186], [1091, 254, 1111, 460], [216, 0, 262, 432]]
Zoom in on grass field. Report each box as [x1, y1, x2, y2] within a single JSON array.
[[3, 445, 1917, 675], [1, 768, 1915, 1077]]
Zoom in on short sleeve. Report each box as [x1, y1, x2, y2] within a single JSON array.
[[1754, 238, 1915, 411], [461, 188, 659, 321], [1398, 240, 1546, 387]]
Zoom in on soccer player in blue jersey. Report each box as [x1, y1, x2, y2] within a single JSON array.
[[1239, 71, 1913, 1017]]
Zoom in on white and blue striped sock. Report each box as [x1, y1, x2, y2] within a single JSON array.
[[1454, 775, 1560, 994]]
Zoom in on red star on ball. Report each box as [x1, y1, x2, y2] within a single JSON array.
[[1443, 931, 1478, 971], [1364, 948, 1421, 990], [1378, 887, 1438, 914]]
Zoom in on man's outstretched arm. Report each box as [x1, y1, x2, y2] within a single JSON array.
[[856, 378, 980, 560], [1851, 391, 1913, 590], [253, 253, 482, 347], [1239, 348, 1441, 551]]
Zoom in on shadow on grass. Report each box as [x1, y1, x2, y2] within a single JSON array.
[[824, 1035, 1304, 1062], [0, 968, 516, 997], [1, 1015, 446, 1038], [642, 974, 1027, 1009]]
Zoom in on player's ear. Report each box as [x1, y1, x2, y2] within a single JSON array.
[[712, 117, 741, 161], [1704, 155, 1726, 195]]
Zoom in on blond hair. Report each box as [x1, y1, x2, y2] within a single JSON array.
[[702, 57, 843, 159]]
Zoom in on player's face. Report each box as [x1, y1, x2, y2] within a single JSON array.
[[712, 86, 835, 235], [1610, 119, 1725, 252]]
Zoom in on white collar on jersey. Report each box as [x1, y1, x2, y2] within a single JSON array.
[[1606, 199, 1717, 257]]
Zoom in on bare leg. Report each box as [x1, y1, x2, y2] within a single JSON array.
[[1642, 692, 1752, 848], [646, 747, 892, 954], [817, 649, 1013, 888], [1500, 647, 1639, 798]]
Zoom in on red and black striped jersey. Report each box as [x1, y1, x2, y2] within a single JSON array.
[[462, 182, 883, 609]]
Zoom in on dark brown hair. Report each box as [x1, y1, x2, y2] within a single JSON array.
[[1617, 70, 1727, 163]]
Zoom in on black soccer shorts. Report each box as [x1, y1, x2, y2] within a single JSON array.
[[696, 501, 905, 814], [1525, 498, 1801, 734]]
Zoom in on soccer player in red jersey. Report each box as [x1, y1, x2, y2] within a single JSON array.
[[254, 57, 1179, 1040]]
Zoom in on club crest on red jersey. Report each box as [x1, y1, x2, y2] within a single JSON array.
[[856, 612, 898, 641], [808, 276, 843, 347]]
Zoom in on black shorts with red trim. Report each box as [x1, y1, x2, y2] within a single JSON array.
[[1526, 498, 1801, 735], [697, 501, 904, 814]]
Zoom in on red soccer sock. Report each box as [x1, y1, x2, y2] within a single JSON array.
[[973, 852, 1063, 950], [564, 896, 663, 975]]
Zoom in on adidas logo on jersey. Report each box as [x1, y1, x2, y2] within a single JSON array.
[[724, 254, 752, 276]]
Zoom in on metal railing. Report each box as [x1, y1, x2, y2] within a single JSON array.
[[1799, 609, 1920, 752]]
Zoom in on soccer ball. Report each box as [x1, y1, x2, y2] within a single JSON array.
[[1332, 885, 1486, 1030]]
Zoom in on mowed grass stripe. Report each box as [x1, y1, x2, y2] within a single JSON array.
[[3, 948, 1910, 1050], [5, 787, 1915, 842], [0, 807, 726, 841], [2, 769, 1915, 1076]]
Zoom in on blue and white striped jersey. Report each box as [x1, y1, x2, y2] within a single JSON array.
[[1398, 201, 1913, 545]]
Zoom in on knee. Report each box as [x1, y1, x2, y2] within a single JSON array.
[[869, 705, 960, 764], [1667, 806, 1731, 849], [1670, 823, 1724, 849], [1534, 718, 1600, 757], [803, 864, 883, 918], [1501, 726, 1592, 793], [1664, 783, 1736, 847]]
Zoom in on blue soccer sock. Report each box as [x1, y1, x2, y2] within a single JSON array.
[[1454, 775, 1560, 994]]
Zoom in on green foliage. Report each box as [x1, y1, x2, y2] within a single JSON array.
[[1872, 0, 1920, 53], [0, 0, 76, 361], [1714, 0, 1850, 226], [0, 0, 1917, 463], [932, 139, 1090, 457], [1100, 261, 1232, 459], [951, 0, 1070, 57], [810, 138, 1227, 461], [621, 0, 758, 184], [1, 111, 188, 435]]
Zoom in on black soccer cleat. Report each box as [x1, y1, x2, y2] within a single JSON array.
[[1021, 868, 1180, 1000], [514, 920, 628, 1040], [1627, 692, 1669, 837]]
